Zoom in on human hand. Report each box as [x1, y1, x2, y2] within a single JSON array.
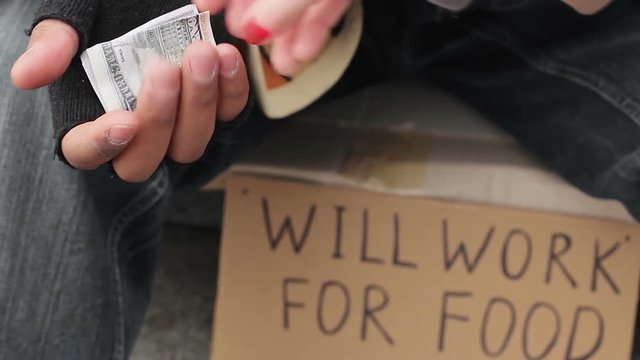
[[195, 0, 353, 76], [12, 14, 249, 182]]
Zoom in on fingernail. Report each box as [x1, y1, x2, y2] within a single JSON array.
[[189, 47, 217, 83], [219, 52, 239, 78], [244, 19, 271, 45], [107, 125, 135, 145]]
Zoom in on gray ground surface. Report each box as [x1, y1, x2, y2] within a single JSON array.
[[131, 224, 219, 360], [131, 191, 222, 360]]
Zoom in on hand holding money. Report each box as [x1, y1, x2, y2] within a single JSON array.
[[12, 3, 250, 182], [82, 5, 216, 112], [195, 0, 354, 76]]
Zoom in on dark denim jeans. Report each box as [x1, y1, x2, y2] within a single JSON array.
[[0, 0, 638, 359], [339, 0, 640, 221]]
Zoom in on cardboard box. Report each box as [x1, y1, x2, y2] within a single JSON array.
[[211, 82, 640, 359]]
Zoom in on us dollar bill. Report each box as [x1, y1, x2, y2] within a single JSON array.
[[81, 5, 216, 112]]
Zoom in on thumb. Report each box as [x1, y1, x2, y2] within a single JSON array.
[[11, 19, 79, 90]]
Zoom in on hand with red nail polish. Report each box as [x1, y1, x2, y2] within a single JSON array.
[[244, 20, 271, 45], [193, 0, 353, 76]]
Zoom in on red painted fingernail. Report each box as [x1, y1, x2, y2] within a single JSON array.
[[244, 19, 271, 45]]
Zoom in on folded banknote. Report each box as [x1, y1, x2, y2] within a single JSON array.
[[81, 4, 216, 112]]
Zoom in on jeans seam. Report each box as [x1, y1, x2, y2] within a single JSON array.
[[106, 166, 169, 360], [605, 148, 640, 182], [124, 236, 162, 263], [34, 230, 74, 360], [411, 36, 475, 72]]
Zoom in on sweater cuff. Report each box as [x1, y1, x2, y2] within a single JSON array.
[[30, 0, 99, 51], [49, 57, 105, 166]]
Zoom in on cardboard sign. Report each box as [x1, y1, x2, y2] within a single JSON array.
[[212, 175, 640, 360]]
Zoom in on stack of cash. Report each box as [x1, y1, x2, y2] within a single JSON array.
[[81, 4, 216, 112]]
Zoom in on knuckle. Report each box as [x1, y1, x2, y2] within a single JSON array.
[[93, 143, 122, 160], [141, 107, 176, 126], [114, 168, 150, 183], [218, 99, 248, 121], [92, 134, 125, 159], [68, 159, 99, 171], [170, 147, 206, 164], [153, 113, 177, 126], [63, 150, 99, 170], [33, 20, 78, 44], [61, 145, 100, 171], [191, 88, 218, 107], [222, 83, 249, 102]]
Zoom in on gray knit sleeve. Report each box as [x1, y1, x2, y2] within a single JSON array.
[[31, 0, 99, 52], [30, 0, 101, 165]]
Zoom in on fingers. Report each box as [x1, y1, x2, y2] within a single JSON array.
[[216, 44, 250, 121], [11, 19, 79, 90], [169, 42, 249, 163], [62, 43, 247, 180], [61, 111, 138, 170], [192, 0, 229, 14], [112, 61, 181, 182], [230, 0, 352, 75], [240, 0, 318, 44], [275, 0, 350, 75], [291, 0, 351, 62], [269, 27, 302, 76], [169, 42, 220, 164], [225, 0, 253, 38]]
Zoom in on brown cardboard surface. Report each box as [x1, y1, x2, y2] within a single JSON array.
[[206, 81, 632, 222], [212, 174, 640, 360], [230, 121, 632, 221]]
